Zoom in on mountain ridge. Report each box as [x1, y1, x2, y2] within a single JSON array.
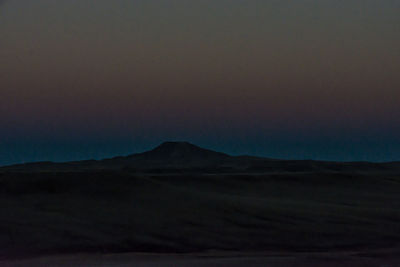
[[126, 141, 231, 160], [1, 141, 400, 174]]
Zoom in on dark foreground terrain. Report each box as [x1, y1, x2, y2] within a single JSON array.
[[3, 249, 400, 267], [1, 142, 400, 265]]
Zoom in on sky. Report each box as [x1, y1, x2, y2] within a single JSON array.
[[1, 0, 400, 165]]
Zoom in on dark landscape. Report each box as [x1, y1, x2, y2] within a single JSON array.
[[2, 1, 400, 266], [1, 142, 400, 266]]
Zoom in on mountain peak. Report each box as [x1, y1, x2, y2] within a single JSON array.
[[154, 141, 199, 150], [158, 141, 194, 146], [140, 141, 230, 161]]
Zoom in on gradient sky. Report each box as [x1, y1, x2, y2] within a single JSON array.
[[1, 0, 400, 165]]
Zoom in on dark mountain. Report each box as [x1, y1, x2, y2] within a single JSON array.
[[0, 142, 235, 172], [101, 141, 234, 172], [126, 141, 230, 161], [1, 141, 400, 174]]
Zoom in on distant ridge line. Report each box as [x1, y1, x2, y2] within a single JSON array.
[[1, 141, 400, 174]]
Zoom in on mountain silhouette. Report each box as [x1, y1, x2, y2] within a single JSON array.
[[128, 141, 230, 161], [1, 141, 400, 173]]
